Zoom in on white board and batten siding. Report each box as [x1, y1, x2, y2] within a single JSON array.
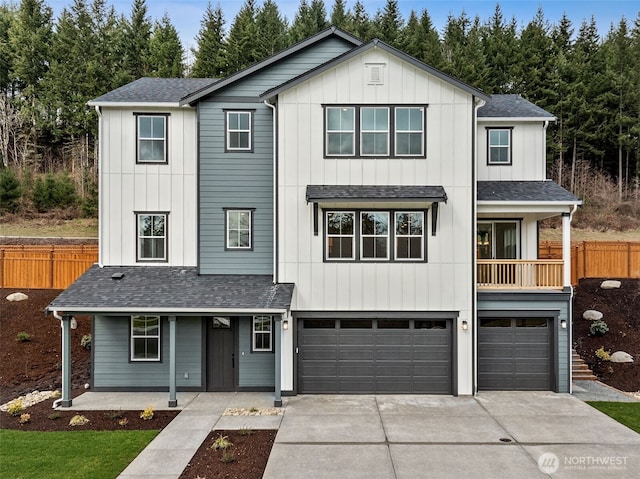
[[476, 120, 548, 181], [99, 107, 198, 266], [276, 49, 476, 393]]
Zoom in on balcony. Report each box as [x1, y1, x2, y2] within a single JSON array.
[[477, 260, 564, 290]]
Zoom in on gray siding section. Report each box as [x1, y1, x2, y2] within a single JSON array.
[[199, 102, 273, 274], [477, 293, 570, 393], [93, 315, 202, 389], [238, 316, 275, 387]]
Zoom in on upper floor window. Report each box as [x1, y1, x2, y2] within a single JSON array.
[[137, 114, 168, 163], [137, 213, 167, 262], [487, 128, 512, 165], [226, 209, 253, 250], [226, 111, 252, 151], [131, 315, 160, 361], [324, 105, 426, 158], [325, 210, 426, 262]]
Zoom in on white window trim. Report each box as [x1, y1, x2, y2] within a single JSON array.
[[226, 111, 252, 151], [137, 213, 167, 262], [326, 107, 355, 156], [488, 128, 512, 164], [131, 315, 161, 362], [394, 107, 424, 157], [252, 315, 273, 352], [360, 211, 390, 260], [360, 107, 390, 156], [326, 211, 356, 260], [226, 209, 252, 250], [137, 115, 167, 163], [394, 211, 424, 260]]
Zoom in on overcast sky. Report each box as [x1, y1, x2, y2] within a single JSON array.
[[46, 0, 640, 51]]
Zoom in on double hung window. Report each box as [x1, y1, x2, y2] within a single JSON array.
[[226, 111, 252, 151], [487, 128, 512, 164], [137, 213, 167, 261], [137, 115, 167, 163], [226, 209, 252, 249], [252, 315, 272, 352], [131, 315, 160, 361]]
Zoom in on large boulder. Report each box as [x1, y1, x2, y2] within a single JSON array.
[[600, 280, 621, 290], [610, 351, 634, 363], [582, 310, 603, 321], [6, 292, 28, 302]]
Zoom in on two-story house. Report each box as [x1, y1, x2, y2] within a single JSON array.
[[48, 27, 579, 407]]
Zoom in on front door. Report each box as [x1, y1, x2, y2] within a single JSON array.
[[207, 317, 235, 391]]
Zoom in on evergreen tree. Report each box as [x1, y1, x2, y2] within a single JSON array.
[[329, 0, 351, 30], [350, 1, 373, 41], [480, 4, 518, 93], [255, 0, 288, 58], [191, 2, 226, 78], [398, 9, 442, 69], [148, 12, 184, 77], [122, 0, 152, 80], [0, 4, 14, 92], [290, 0, 327, 43], [225, 0, 259, 75], [374, 0, 403, 46]]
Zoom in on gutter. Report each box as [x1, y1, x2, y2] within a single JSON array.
[[51, 310, 64, 408], [264, 100, 277, 285], [45, 306, 290, 315], [568, 203, 578, 394]]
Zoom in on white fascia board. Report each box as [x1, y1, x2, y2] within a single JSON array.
[[478, 117, 556, 122], [47, 307, 289, 315], [86, 101, 186, 108], [477, 202, 577, 214]]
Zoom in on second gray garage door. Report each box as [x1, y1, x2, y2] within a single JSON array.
[[478, 317, 552, 390], [298, 318, 452, 394]]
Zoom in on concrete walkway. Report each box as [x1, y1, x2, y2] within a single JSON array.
[[263, 392, 640, 479], [572, 380, 640, 402]]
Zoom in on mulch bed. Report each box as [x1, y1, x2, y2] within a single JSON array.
[[573, 278, 640, 392]]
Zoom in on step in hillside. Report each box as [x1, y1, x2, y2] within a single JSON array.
[[572, 349, 598, 381]]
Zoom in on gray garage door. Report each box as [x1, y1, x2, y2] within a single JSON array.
[[478, 317, 552, 390], [298, 318, 452, 394]]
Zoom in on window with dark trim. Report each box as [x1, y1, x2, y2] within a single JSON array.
[[136, 213, 167, 262], [252, 315, 272, 351], [131, 315, 160, 361], [226, 111, 252, 151], [136, 114, 168, 163], [225, 209, 253, 250], [325, 209, 426, 262], [324, 105, 426, 158], [487, 128, 512, 164]]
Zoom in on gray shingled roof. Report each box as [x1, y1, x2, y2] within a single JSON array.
[[477, 181, 580, 202], [306, 185, 447, 202], [478, 94, 555, 119], [47, 266, 294, 314], [89, 78, 216, 104]]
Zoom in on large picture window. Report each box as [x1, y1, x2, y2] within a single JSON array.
[[252, 315, 272, 352], [226, 111, 252, 151], [487, 128, 512, 164], [137, 115, 167, 163], [324, 105, 426, 158], [137, 213, 167, 261], [226, 209, 252, 249], [131, 315, 160, 361], [325, 210, 426, 262]]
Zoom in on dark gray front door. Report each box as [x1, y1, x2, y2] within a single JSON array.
[[478, 317, 552, 390], [298, 318, 452, 394], [207, 317, 235, 391]]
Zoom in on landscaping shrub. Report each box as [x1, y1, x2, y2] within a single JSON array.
[[6, 400, 24, 416], [16, 331, 31, 342], [140, 405, 154, 421], [69, 415, 90, 426], [32, 173, 77, 212], [80, 334, 92, 350], [0, 168, 21, 213], [595, 347, 611, 361], [590, 320, 609, 336]]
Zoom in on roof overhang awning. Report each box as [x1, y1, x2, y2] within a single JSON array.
[[305, 185, 447, 236]]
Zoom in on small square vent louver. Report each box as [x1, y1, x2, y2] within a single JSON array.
[[366, 63, 386, 85]]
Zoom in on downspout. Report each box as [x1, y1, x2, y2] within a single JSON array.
[[567, 203, 578, 394], [264, 100, 277, 284], [94, 105, 104, 267], [51, 310, 65, 408], [543, 120, 550, 180]]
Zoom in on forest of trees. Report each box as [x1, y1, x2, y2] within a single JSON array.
[[1, 0, 639, 218]]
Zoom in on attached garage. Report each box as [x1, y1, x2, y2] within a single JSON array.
[[297, 318, 453, 394], [478, 317, 553, 390]]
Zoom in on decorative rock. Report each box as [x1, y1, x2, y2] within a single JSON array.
[[610, 351, 634, 363], [583, 310, 603, 321], [600, 280, 621, 290], [0, 390, 60, 411], [6, 292, 28, 302]]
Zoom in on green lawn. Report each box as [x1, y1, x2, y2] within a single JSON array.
[[0, 429, 159, 479], [587, 401, 640, 434]]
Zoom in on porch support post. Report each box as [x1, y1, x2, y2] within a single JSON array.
[[60, 315, 73, 407], [168, 315, 177, 407], [274, 315, 282, 407], [562, 212, 571, 287]]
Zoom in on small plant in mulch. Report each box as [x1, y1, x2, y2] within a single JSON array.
[[249, 406, 259, 414], [105, 409, 123, 420], [220, 451, 236, 464], [590, 320, 609, 336], [118, 418, 129, 427], [596, 347, 611, 361], [16, 331, 31, 342], [6, 399, 25, 416], [140, 405, 155, 420], [48, 411, 61, 420], [69, 414, 90, 426], [238, 426, 254, 436], [80, 334, 92, 350], [19, 413, 31, 424], [210, 434, 233, 451]]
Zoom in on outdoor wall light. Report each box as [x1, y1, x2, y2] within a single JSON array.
[[461, 320, 469, 331], [561, 320, 567, 329], [70, 317, 78, 330], [283, 320, 289, 330]]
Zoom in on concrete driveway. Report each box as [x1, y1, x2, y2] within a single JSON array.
[[263, 392, 640, 479]]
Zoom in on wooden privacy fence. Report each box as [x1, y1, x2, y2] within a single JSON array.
[[539, 241, 640, 284], [0, 245, 98, 289]]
